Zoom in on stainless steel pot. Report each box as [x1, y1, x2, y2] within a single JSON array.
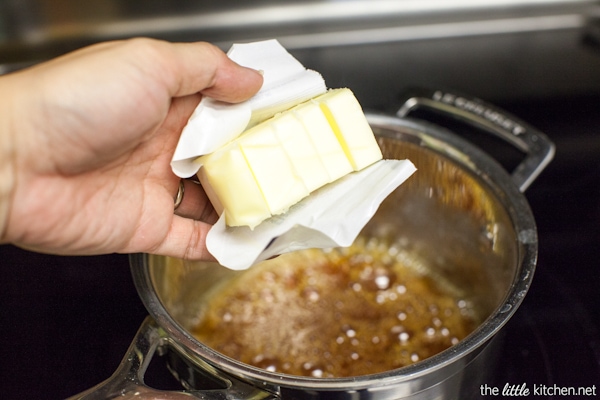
[[71, 89, 554, 400]]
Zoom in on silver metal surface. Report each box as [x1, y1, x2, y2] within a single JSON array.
[[397, 88, 556, 191], [2, 0, 600, 103], [68, 318, 278, 399], [1, 0, 595, 47]]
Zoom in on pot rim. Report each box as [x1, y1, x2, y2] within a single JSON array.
[[130, 112, 538, 390]]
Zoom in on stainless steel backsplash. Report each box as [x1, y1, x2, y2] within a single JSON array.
[[2, 0, 600, 106]]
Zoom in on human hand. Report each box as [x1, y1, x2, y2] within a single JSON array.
[[0, 38, 263, 259]]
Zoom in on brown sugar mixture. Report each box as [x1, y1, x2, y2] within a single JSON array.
[[192, 238, 478, 378]]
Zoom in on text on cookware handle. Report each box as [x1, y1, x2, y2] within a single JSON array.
[[397, 89, 555, 192]]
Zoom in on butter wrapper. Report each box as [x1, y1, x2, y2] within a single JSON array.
[[171, 39, 326, 178], [171, 39, 416, 270], [207, 159, 416, 270]]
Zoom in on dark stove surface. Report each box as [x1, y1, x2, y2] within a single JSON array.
[[489, 95, 600, 395], [1, 94, 599, 399]]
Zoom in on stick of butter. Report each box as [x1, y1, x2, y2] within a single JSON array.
[[196, 88, 382, 229]]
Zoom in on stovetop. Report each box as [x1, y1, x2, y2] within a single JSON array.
[[489, 95, 600, 394], [1, 94, 599, 399]]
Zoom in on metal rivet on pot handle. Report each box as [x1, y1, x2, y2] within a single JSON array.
[[396, 88, 555, 192]]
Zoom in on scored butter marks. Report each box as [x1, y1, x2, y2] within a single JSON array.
[[197, 88, 382, 229]]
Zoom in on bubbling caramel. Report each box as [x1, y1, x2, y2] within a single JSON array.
[[192, 237, 478, 378]]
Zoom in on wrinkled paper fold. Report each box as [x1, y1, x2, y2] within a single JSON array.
[[207, 159, 416, 270], [171, 39, 327, 177], [170, 39, 416, 270]]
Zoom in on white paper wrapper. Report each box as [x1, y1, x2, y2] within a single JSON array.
[[207, 159, 416, 270], [170, 39, 416, 270], [171, 39, 327, 178]]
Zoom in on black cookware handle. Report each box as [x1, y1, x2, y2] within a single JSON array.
[[396, 88, 555, 192], [67, 317, 278, 400]]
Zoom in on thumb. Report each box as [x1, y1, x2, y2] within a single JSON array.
[[161, 41, 264, 103]]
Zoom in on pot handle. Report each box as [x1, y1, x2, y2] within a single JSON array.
[[67, 317, 278, 400], [396, 88, 555, 192]]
